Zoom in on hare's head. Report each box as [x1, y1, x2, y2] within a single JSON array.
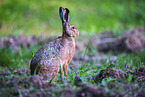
[[59, 7, 79, 37]]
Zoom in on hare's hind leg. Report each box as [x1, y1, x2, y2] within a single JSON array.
[[48, 67, 60, 84], [49, 76, 56, 84]]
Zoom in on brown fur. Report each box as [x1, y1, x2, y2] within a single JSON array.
[[30, 7, 79, 83]]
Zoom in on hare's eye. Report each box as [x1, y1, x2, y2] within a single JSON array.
[[72, 26, 75, 29]]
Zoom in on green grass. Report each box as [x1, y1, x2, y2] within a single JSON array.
[[0, 45, 41, 70], [0, 0, 145, 36], [0, 0, 145, 96], [102, 50, 145, 71], [1, 43, 144, 76], [0, 44, 145, 96]]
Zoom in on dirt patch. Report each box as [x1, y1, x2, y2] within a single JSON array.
[[0, 35, 55, 51], [93, 67, 145, 97], [60, 86, 75, 97], [96, 26, 145, 53], [76, 85, 118, 97], [13, 68, 30, 75], [95, 67, 145, 83], [134, 88, 145, 97], [1, 67, 145, 96], [127, 67, 145, 85], [0, 26, 144, 54], [94, 68, 127, 83], [133, 67, 145, 76]]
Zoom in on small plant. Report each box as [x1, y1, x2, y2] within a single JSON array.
[[126, 73, 133, 83], [0, 48, 15, 67]]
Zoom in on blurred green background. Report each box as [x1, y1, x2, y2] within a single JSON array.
[[0, 0, 145, 36]]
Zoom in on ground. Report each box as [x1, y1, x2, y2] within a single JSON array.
[[0, 27, 145, 97]]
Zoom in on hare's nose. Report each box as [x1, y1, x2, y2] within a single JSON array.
[[75, 31, 79, 37]]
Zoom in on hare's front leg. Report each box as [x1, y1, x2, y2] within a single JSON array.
[[60, 63, 64, 80], [64, 61, 70, 80]]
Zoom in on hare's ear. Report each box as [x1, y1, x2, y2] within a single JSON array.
[[59, 7, 64, 22], [63, 8, 70, 23]]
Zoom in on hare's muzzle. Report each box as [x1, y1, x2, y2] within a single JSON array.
[[74, 29, 79, 37]]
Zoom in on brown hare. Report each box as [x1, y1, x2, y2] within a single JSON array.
[[30, 7, 79, 83]]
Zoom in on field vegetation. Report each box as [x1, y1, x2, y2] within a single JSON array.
[[0, 0, 145, 96]]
